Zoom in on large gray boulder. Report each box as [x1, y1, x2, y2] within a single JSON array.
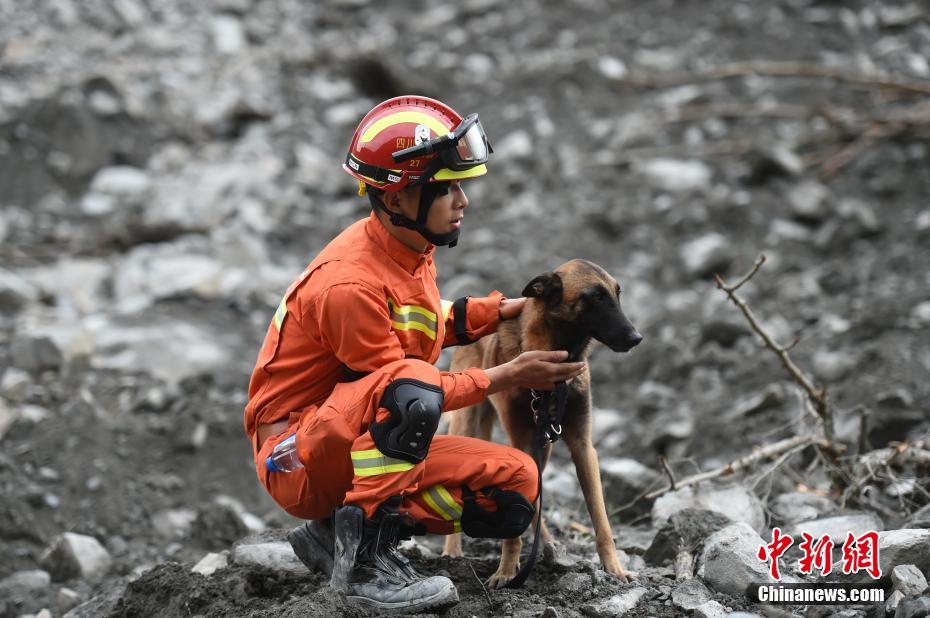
[[645, 508, 733, 566], [788, 512, 884, 544], [770, 491, 837, 526], [876, 530, 930, 582], [844, 529, 930, 584], [653, 484, 765, 533], [701, 523, 793, 597]]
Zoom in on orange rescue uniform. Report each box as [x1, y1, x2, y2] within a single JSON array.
[[244, 212, 537, 532]]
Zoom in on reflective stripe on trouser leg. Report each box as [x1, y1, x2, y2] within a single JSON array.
[[420, 484, 462, 533], [344, 432, 428, 518], [350, 448, 416, 476]]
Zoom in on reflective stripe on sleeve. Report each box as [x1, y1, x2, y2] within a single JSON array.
[[387, 298, 438, 340], [273, 296, 288, 331], [440, 299, 453, 322]]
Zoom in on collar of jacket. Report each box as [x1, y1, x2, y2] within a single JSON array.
[[365, 211, 435, 274]]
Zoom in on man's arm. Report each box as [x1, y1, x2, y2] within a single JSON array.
[[440, 291, 506, 348], [317, 284, 536, 410], [440, 350, 588, 411]]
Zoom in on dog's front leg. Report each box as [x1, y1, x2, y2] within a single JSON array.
[[487, 536, 522, 588], [442, 532, 464, 558], [567, 438, 631, 582]]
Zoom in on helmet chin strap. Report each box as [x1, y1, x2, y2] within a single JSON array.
[[368, 183, 460, 248]]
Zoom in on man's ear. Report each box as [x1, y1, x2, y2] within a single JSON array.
[[381, 191, 402, 214], [522, 272, 563, 306]]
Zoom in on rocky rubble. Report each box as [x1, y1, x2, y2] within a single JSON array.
[[1, 0, 929, 616]]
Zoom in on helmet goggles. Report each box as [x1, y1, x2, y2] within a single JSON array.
[[392, 114, 492, 180]]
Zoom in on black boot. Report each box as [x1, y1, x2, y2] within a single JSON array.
[[330, 499, 459, 613], [287, 517, 334, 576]]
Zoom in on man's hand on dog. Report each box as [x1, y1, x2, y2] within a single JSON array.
[[498, 297, 526, 321], [485, 350, 586, 394]]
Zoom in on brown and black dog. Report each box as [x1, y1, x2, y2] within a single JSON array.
[[442, 259, 642, 587]]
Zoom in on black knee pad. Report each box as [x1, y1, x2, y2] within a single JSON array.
[[461, 487, 535, 539], [370, 379, 443, 464]]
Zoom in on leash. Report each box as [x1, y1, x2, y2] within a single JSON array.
[[504, 381, 568, 589]]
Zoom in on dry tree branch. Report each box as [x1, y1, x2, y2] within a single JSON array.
[[714, 255, 835, 442], [659, 455, 677, 491], [749, 440, 813, 491], [818, 121, 908, 178], [621, 61, 930, 96], [645, 435, 825, 500], [467, 560, 493, 609], [838, 441, 930, 508]]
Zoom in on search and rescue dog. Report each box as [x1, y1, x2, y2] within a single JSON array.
[[442, 259, 643, 587]]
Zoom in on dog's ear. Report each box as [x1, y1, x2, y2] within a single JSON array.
[[522, 272, 563, 306]]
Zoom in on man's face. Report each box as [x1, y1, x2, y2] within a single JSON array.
[[392, 180, 469, 238]]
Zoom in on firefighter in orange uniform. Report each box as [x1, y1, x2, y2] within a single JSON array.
[[244, 96, 585, 612]]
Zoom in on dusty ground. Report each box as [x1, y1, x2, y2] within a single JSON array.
[[1, 0, 928, 616]]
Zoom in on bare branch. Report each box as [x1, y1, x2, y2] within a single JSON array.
[[467, 560, 493, 609], [784, 336, 801, 352], [646, 435, 825, 500], [750, 441, 812, 490], [819, 121, 908, 178], [659, 455, 677, 491], [714, 256, 834, 442], [716, 254, 766, 293]]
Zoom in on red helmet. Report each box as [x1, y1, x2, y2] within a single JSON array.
[[343, 96, 490, 194]]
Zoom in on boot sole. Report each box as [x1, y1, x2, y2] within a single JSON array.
[[346, 580, 460, 614], [287, 521, 334, 577]]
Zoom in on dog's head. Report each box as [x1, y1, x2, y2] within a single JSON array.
[[522, 259, 642, 353]]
